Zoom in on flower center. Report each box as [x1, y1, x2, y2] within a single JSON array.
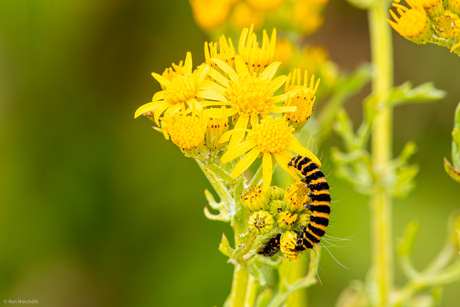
[[167, 115, 206, 149], [248, 116, 294, 154], [249, 210, 274, 235], [226, 73, 275, 116], [434, 10, 460, 38], [164, 75, 196, 104]]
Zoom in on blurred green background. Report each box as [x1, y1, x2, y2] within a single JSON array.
[[0, 0, 459, 306]]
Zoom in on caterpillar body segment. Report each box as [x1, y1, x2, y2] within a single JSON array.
[[288, 156, 331, 251], [258, 233, 282, 257]]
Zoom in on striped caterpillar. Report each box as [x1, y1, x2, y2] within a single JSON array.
[[288, 155, 331, 251], [258, 233, 281, 257]]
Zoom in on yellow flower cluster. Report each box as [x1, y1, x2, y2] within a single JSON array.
[[135, 25, 321, 190], [189, 0, 328, 36], [387, 0, 460, 54], [242, 183, 312, 261]]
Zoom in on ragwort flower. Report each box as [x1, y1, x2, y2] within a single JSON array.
[[134, 52, 225, 125], [219, 116, 321, 191], [206, 55, 295, 149]]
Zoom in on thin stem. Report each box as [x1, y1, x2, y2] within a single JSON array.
[[368, 1, 394, 306]]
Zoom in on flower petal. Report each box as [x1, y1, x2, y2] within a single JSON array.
[[197, 90, 228, 102], [229, 115, 249, 149], [221, 140, 257, 163], [260, 61, 281, 80], [209, 68, 230, 88], [218, 128, 249, 144], [152, 91, 165, 102], [197, 64, 210, 83], [262, 153, 273, 191], [288, 138, 321, 166], [235, 55, 249, 75], [184, 52, 193, 75], [152, 72, 170, 87], [274, 152, 300, 181], [231, 147, 261, 179], [154, 103, 171, 126], [270, 105, 296, 114], [212, 58, 237, 80], [134, 101, 165, 118], [271, 75, 288, 92]]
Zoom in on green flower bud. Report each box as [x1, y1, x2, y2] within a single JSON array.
[[294, 213, 310, 230], [266, 185, 285, 201], [268, 199, 287, 218], [284, 182, 310, 213], [241, 185, 270, 211], [249, 210, 275, 235], [280, 231, 302, 262]]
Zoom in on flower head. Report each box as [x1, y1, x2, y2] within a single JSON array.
[[205, 107, 229, 151], [284, 182, 311, 212], [219, 116, 321, 191], [268, 199, 287, 218], [134, 52, 225, 125], [249, 210, 275, 234], [280, 231, 302, 262], [277, 211, 298, 230], [162, 112, 208, 151], [284, 69, 320, 131], [241, 185, 270, 211], [386, 4, 433, 44], [189, 0, 231, 30]]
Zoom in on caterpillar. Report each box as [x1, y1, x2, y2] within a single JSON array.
[[288, 155, 331, 251], [258, 233, 281, 257]]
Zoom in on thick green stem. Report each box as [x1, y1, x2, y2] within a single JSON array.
[[229, 264, 250, 307], [368, 1, 394, 306]]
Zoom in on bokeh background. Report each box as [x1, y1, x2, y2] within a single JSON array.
[[0, 0, 459, 306]]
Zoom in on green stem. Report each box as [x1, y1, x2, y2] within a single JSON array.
[[229, 265, 250, 307], [368, 1, 394, 306]]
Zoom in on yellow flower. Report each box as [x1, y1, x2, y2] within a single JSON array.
[[280, 231, 302, 262], [205, 107, 229, 151], [277, 211, 298, 230], [189, 0, 231, 30], [407, 0, 444, 17], [284, 182, 310, 212], [162, 112, 208, 151], [241, 185, 270, 211], [219, 116, 321, 191], [206, 55, 295, 149], [386, 4, 433, 44], [284, 69, 320, 131], [433, 10, 460, 39], [231, 2, 265, 30], [448, 0, 460, 16], [205, 35, 236, 70], [134, 52, 225, 125], [246, 0, 285, 10]]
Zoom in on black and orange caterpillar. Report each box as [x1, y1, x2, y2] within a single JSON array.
[[288, 155, 331, 251], [258, 156, 331, 257], [258, 233, 281, 257]]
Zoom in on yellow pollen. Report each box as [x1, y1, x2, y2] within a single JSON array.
[[166, 115, 207, 150], [249, 116, 294, 154], [226, 73, 275, 116], [164, 75, 197, 104]]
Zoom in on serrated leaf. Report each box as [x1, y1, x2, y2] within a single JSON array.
[[386, 82, 445, 107], [204, 206, 231, 222]]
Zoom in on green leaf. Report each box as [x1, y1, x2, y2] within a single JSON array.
[[254, 287, 273, 307], [444, 157, 460, 183], [397, 221, 419, 257], [386, 82, 445, 107], [204, 206, 231, 222], [218, 233, 233, 257]]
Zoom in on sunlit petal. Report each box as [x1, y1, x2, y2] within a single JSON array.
[[221, 140, 257, 163], [231, 147, 261, 179]]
